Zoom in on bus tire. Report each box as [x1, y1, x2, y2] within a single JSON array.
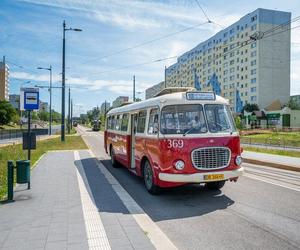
[[206, 181, 226, 190], [143, 160, 160, 195], [110, 146, 119, 168]]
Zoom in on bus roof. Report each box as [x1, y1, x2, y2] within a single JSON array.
[[107, 91, 229, 115]]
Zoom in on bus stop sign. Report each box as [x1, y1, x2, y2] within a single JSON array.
[[20, 88, 39, 111]]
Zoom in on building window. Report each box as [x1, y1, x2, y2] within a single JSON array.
[[230, 60, 234, 65], [251, 87, 256, 93], [251, 78, 256, 83], [251, 42, 257, 48], [251, 60, 257, 66], [251, 51, 257, 57], [230, 75, 235, 81], [251, 24, 257, 31], [251, 69, 256, 75], [251, 96, 257, 102], [230, 52, 234, 57], [251, 15, 257, 22]]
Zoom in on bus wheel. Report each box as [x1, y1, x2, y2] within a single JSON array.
[[143, 160, 160, 195], [206, 181, 226, 190], [110, 146, 118, 168]]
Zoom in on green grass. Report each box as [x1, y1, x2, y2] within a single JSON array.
[[0, 124, 21, 130], [243, 146, 300, 158], [241, 132, 300, 147], [0, 135, 87, 200]]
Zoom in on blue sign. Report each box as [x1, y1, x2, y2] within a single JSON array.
[[22, 88, 39, 110]]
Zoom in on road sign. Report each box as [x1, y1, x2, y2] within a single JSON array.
[[20, 88, 39, 111]]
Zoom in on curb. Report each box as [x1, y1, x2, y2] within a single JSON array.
[[243, 158, 300, 172]]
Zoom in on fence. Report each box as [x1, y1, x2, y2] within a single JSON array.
[[240, 136, 300, 150], [0, 129, 49, 140]]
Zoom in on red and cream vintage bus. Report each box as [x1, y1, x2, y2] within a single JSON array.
[[104, 89, 243, 194]]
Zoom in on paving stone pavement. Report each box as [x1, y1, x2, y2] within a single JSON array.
[[0, 150, 155, 250]]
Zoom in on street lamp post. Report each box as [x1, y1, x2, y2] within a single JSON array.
[[61, 20, 82, 142], [37, 66, 52, 135], [68, 86, 71, 134]]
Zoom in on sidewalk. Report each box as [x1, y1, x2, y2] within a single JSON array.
[[242, 151, 300, 172], [0, 150, 155, 250]]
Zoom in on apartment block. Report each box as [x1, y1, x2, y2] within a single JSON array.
[[146, 8, 291, 112], [112, 96, 129, 108], [0, 57, 9, 101]]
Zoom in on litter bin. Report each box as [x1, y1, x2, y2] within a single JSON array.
[[16, 160, 30, 189]]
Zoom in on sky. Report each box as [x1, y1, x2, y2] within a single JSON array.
[[1, 0, 300, 116]]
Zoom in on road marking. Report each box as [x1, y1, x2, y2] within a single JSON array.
[[88, 149, 178, 250], [244, 173, 300, 192], [74, 151, 111, 250]]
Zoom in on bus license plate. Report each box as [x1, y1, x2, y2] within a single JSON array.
[[204, 174, 224, 181]]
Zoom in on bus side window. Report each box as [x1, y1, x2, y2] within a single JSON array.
[[137, 111, 147, 133], [121, 113, 129, 132], [148, 108, 159, 135]]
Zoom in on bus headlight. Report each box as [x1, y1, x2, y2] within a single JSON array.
[[174, 160, 185, 170], [235, 156, 242, 166]]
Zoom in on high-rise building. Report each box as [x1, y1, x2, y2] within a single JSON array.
[[100, 101, 110, 114], [146, 8, 291, 112], [112, 96, 129, 108], [0, 56, 9, 101], [9, 94, 20, 109]]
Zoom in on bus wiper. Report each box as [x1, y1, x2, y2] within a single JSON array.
[[183, 127, 194, 136]]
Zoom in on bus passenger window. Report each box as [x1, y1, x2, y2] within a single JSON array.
[[115, 115, 121, 131], [121, 114, 129, 132], [148, 108, 159, 134], [137, 111, 147, 133]]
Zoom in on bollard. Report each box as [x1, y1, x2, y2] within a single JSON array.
[[7, 161, 14, 202]]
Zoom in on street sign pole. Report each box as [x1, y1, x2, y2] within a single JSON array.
[[27, 110, 31, 160]]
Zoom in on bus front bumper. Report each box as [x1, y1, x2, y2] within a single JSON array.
[[158, 167, 244, 183]]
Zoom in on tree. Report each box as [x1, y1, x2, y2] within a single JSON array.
[[287, 98, 300, 110], [242, 103, 259, 113], [38, 111, 49, 121], [0, 101, 17, 125]]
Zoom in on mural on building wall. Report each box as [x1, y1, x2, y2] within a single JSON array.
[[206, 73, 221, 95], [236, 90, 243, 113], [194, 68, 201, 90]]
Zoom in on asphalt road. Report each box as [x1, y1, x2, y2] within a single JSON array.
[[78, 126, 300, 250]]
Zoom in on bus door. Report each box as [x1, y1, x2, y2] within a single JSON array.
[[130, 113, 138, 169]]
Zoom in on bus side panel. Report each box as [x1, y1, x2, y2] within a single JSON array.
[[104, 130, 108, 154], [117, 134, 130, 167], [144, 137, 161, 184], [134, 136, 146, 175]]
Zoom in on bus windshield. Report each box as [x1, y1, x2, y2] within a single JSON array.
[[161, 105, 207, 134], [204, 104, 236, 133], [160, 104, 236, 135]]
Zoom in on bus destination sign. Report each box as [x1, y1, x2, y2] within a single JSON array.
[[186, 92, 216, 101]]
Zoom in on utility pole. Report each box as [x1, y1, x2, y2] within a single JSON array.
[[62, 20, 66, 141], [164, 66, 167, 89], [49, 65, 52, 135], [37, 66, 52, 135], [133, 75, 136, 102], [104, 100, 107, 117], [71, 98, 73, 130], [61, 20, 82, 141], [68, 86, 71, 134]]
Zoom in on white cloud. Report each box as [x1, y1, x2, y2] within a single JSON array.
[[10, 71, 152, 95]]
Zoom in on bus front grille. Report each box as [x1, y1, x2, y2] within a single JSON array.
[[191, 147, 231, 170]]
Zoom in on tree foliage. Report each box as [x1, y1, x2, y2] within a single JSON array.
[[287, 98, 300, 110], [243, 103, 259, 113], [0, 101, 17, 125]]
